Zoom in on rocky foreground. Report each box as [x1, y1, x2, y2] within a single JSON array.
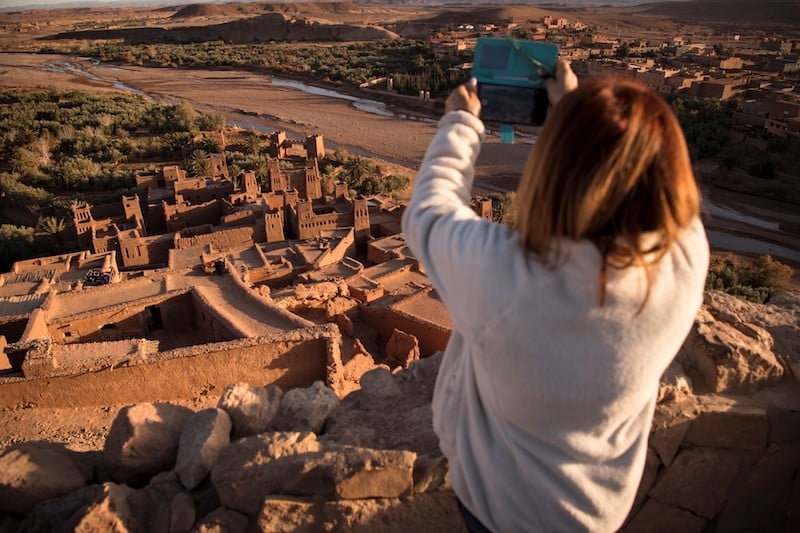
[[0, 290, 798, 532]]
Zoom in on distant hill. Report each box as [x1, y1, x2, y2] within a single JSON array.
[[640, 0, 800, 25], [50, 11, 398, 43], [169, 1, 363, 21], [389, 5, 560, 38]]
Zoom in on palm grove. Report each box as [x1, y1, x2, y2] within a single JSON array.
[[0, 89, 408, 270]]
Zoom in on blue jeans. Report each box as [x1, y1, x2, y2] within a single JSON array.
[[457, 498, 493, 533]]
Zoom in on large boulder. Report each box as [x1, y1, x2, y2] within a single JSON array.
[[192, 507, 249, 533], [126, 470, 189, 533], [103, 403, 193, 487], [211, 432, 415, 516], [15, 483, 135, 533], [649, 448, 742, 520], [677, 301, 784, 394], [256, 492, 465, 533], [176, 408, 232, 490], [0, 442, 92, 515], [325, 353, 442, 456], [714, 290, 800, 384], [657, 360, 693, 404], [69, 483, 136, 533], [217, 382, 283, 439], [211, 432, 322, 516], [271, 381, 339, 434]]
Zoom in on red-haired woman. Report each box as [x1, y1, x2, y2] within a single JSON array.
[[401, 62, 709, 532]]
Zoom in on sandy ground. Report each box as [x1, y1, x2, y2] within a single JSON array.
[[0, 396, 220, 454], [0, 53, 530, 183]]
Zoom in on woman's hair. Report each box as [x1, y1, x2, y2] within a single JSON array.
[[516, 76, 700, 304]]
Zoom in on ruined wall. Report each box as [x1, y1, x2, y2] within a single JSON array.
[[164, 200, 221, 232], [159, 292, 196, 333], [91, 202, 124, 220], [0, 328, 338, 408], [47, 289, 192, 344], [18, 309, 53, 343], [175, 226, 254, 252], [192, 291, 239, 342], [220, 211, 257, 227], [78, 310, 149, 343], [119, 235, 173, 269], [146, 201, 167, 235], [175, 179, 233, 205], [62, 312, 148, 344], [359, 305, 450, 357]]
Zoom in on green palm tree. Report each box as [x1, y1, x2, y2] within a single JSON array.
[[341, 156, 379, 190], [253, 157, 270, 189], [40, 216, 66, 235], [245, 133, 262, 155], [188, 150, 211, 177], [228, 164, 243, 188], [39, 216, 66, 250]]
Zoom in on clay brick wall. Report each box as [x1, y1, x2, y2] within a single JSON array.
[[0, 331, 334, 408], [47, 289, 193, 344], [157, 292, 196, 332], [358, 305, 450, 357], [52, 310, 148, 344], [18, 309, 50, 343], [77, 313, 148, 343], [164, 200, 222, 232], [192, 291, 239, 342], [175, 226, 254, 252]]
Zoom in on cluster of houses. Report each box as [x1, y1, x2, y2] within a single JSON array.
[[0, 131, 494, 397], [430, 16, 800, 138]]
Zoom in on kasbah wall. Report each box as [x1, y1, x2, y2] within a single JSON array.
[[360, 304, 450, 356], [0, 325, 339, 409]]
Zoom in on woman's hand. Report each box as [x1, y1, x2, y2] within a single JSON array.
[[544, 59, 578, 108], [445, 78, 481, 117]]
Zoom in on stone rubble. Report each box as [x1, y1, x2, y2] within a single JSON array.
[[175, 408, 232, 490], [0, 442, 92, 515], [271, 380, 339, 434], [0, 290, 797, 532], [102, 403, 194, 487], [216, 382, 283, 440]]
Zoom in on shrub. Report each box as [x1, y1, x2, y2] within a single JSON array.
[[0, 173, 52, 208], [705, 255, 793, 304], [0, 224, 37, 271]]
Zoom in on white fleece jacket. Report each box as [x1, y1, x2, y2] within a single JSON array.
[[401, 110, 709, 532]]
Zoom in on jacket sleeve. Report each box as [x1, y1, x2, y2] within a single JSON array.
[[401, 110, 513, 335]]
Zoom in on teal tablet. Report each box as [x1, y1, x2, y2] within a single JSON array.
[[472, 36, 559, 126]]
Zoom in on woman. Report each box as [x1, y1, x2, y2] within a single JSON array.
[[401, 61, 709, 532]]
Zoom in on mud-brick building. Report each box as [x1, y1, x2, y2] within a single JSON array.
[[348, 254, 451, 356], [291, 187, 371, 245], [0, 256, 344, 407], [268, 159, 323, 201], [72, 195, 147, 254]]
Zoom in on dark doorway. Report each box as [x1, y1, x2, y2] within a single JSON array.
[[145, 305, 163, 332]]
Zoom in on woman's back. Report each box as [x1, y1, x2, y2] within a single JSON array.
[[417, 213, 707, 531], [401, 70, 709, 531]]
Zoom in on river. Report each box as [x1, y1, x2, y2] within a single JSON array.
[[13, 54, 800, 264]]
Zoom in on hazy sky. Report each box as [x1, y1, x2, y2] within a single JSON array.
[[1, 0, 199, 9], [2, 0, 130, 8]]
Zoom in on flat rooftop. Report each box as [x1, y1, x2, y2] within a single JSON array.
[[49, 277, 165, 319], [393, 290, 452, 330]]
